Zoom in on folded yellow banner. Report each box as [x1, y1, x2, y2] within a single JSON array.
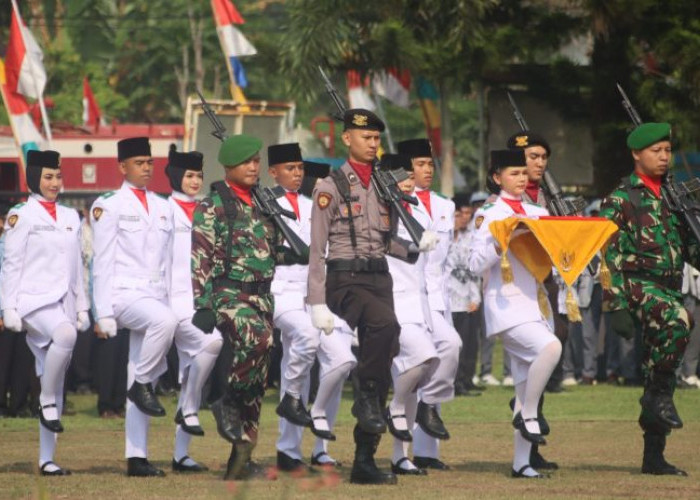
[[489, 216, 619, 321]]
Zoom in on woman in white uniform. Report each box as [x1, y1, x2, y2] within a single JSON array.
[[468, 149, 562, 479], [165, 150, 224, 473], [1, 150, 90, 476]]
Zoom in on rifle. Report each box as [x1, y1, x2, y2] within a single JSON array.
[[318, 67, 424, 246], [616, 84, 700, 245], [506, 92, 587, 217], [195, 89, 309, 259]]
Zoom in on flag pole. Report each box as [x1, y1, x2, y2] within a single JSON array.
[[11, 0, 52, 147]]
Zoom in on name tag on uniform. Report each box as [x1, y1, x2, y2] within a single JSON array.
[[32, 225, 55, 232], [119, 215, 140, 222]]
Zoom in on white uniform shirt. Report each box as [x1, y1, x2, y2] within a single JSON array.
[[416, 189, 455, 313], [468, 196, 553, 336], [168, 192, 198, 321], [445, 228, 482, 312], [271, 191, 313, 318], [388, 204, 432, 328], [91, 181, 173, 320], [1, 195, 88, 320]]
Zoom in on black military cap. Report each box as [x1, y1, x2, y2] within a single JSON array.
[[26, 150, 60, 194], [343, 108, 385, 132], [268, 143, 303, 166], [165, 150, 204, 193], [379, 153, 412, 172], [118, 137, 151, 161], [397, 139, 432, 159], [299, 161, 331, 198], [507, 132, 551, 156]]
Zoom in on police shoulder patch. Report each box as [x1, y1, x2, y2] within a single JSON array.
[[7, 214, 19, 228], [474, 215, 485, 229], [317, 192, 332, 210]]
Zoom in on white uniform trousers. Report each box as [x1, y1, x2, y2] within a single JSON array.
[[413, 309, 462, 459], [173, 315, 222, 383], [23, 301, 74, 377], [392, 323, 439, 378], [276, 310, 356, 459], [500, 320, 559, 386], [116, 296, 177, 458]]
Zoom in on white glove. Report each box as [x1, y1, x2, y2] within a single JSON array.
[[97, 317, 117, 338], [418, 230, 439, 252], [311, 304, 335, 335], [2, 309, 22, 332], [77, 311, 91, 332]]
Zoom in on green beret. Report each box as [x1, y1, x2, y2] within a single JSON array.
[[218, 134, 263, 167], [626, 122, 671, 150]]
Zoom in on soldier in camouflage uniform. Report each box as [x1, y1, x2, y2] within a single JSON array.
[[601, 122, 700, 476], [190, 134, 304, 480]]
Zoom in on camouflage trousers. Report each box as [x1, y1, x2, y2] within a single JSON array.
[[627, 278, 691, 434], [218, 298, 274, 444]]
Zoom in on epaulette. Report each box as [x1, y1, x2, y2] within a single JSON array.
[[481, 202, 495, 210], [155, 193, 168, 200], [10, 202, 25, 211], [524, 201, 541, 207], [99, 191, 116, 199], [433, 191, 448, 199]]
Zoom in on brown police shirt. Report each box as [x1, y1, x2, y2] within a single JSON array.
[[307, 162, 412, 305]]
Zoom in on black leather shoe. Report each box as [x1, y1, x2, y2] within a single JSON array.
[[211, 396, 243, 444], [276, 451, 316, 474], [509, 396, 550, 436], [310, 452, 341, 468], [385, 408, 412, 442], [415, 401, 449, 440], [310, 416, 336, 441], [174, 409, 204, 437], [511, 464, 548, 479], [530, 445, 558, 470], [40, 461, 71, 476], [127, 382, 165, 417], [352, 382, 386, 434], [391, 457, 427, 476], [127, 457, 166, 477], [172, 456, 209, 473], [39, 404, 64, 433], [413, 456, 450, 470], [276, 392, 312, 427], [513, 412, 546, 445]]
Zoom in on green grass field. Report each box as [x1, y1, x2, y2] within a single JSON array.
[[1, 380, 700, 499]]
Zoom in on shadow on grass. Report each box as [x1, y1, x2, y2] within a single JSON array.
[[0, 461, 34, 474]]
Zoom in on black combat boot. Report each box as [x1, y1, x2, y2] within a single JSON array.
[[640, 372, 683, 429], [352, 380, 387, 434], [641, 433, 687, 476], [224, 442, 262, 480], [349, 426, 397, 485], [211, 393, 244, 444]]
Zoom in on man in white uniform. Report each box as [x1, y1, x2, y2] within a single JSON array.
[[165, 150, 224, 473], [397, 139, 462, 471], [382, 153, 439, 476], [269, 144, 357, 472], [91, 137, 178, 477]]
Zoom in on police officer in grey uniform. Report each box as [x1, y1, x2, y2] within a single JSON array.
[[308, 109, 437, 485]]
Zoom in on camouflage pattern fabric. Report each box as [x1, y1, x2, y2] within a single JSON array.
[[191, 188, 283, 443], [601, 173, 699, 434]]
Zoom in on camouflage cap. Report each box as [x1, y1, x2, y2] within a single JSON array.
[[218, 134, 263, 167], [627, 122, 671, 150]]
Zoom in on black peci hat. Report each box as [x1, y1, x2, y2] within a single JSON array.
[[268, 143, 303, 166], [26, 149, 60, 194], [299, 161, 331, 198], [379, 153, 412, 172], [117, 137, 151, 161], [397, 138, 432, 159], [165, 150, 204, 192]]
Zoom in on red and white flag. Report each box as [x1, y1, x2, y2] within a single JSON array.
[[346, 70, 375, 110], [82, 77, 102, 128], [5, 2, 46, 100], [373, 68, 411, 108], [211, 0, 257, 58]]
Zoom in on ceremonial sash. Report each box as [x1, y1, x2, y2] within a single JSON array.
[[489, 216, 618, 321]]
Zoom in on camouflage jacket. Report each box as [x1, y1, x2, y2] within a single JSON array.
[[600, 172, 700, 311], [191, 186, 289, 313]]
